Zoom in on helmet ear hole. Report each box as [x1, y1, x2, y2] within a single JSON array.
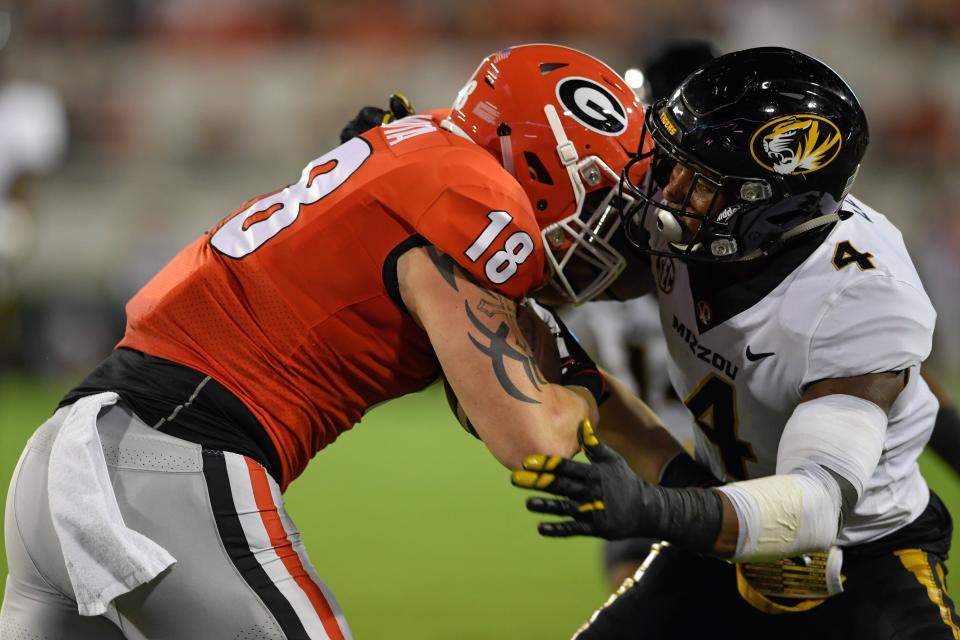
[[524, 152, 554, 185]]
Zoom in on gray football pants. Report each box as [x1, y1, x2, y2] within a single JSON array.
[[1, 402, 352, 640]]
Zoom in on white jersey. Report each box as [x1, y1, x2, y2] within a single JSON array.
[[0, 80, 66, 196], [0, 80, 66, 263], [650, 195, 938, 546]]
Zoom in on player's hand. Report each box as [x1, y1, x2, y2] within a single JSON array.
[[339, 93, 415, 143], [511, 420, 647, 539], [511, 421, 724, 553], [522, 300, 609, 405]]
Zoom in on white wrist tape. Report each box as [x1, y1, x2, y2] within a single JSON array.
[[719, 394, 887, 561]]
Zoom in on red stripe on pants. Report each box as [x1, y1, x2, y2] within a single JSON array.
[[245, 458, 345, 640]]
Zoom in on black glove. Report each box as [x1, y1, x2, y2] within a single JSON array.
[[338, 93, 415, 143], [523, 300, 609, 406], [511, 421, 723, 554]]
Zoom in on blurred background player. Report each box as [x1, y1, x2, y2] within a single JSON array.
[[0, 5, 67, 371], [1, 44, 651, 639]]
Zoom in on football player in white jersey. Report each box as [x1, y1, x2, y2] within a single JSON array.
[[511, 47, 958, 639]]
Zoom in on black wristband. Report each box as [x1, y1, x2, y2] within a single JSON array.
[[541, 303, 609, 406], [659, 453, 722, 488], [644, 485, 723, 555], [563, 365, 610, 407]]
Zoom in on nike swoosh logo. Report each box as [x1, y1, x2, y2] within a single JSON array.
[[745, 346, 775, 362]]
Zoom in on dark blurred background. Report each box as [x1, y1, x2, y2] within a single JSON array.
[[0, 0, 958, 381], [1, 3, 959, 636]]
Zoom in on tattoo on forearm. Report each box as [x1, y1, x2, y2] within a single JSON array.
[[476, 294, 511, 319], [425, 245, 459, 291], [465, 300, 545, 404], [475, 293, 548, 385]]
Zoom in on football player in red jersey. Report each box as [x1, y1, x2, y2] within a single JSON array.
[[1, 44, 652, 639]]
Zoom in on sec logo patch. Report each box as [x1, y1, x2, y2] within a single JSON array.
[[656, 256, 675, 293]]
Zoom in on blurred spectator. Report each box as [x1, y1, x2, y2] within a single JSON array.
[[0, 5, 67, 370], [875, 0, 960, 42], [0, 0, 956, 385], [639, 39, 718, 104], [877, 91, 960, 167], [918, 193, 960, 370]]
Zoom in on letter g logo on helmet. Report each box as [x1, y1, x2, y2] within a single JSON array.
[[555, 77, 628, 136]]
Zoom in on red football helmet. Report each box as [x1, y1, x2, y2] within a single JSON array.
[[444, 44, 651, 304]]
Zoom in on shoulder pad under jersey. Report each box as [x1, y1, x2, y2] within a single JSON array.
[[413, 144, 547, 299]]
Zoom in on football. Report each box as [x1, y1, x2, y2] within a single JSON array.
[[443, 303, 563, 438]]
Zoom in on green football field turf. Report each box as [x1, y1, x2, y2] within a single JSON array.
[[3, 375, 960, 637], [0, 376, 607, 637]]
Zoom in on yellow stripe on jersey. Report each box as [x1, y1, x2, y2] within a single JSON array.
[[895, 549, 960, 639]]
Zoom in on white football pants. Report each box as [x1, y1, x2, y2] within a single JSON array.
[[1, 402, 352, 640]]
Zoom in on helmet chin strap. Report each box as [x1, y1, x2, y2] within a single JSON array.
[[543, 104, 586, 214], [732, 211, 841, 262], [439, 118, 475, 143]]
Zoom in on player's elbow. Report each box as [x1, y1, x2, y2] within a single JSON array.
[[484, 401, 584, 470], [530, 384, 595, 458], [491, 428, 580, 471]]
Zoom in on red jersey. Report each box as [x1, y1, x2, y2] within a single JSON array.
[[118, 115, 547, 489]]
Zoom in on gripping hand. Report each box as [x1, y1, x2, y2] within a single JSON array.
[[338, 93, 415, 143], [511, 421, 723, 553]]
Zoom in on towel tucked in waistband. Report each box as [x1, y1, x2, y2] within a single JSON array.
[[48, 391, 177, 616]]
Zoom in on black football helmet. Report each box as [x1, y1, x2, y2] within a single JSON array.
[[619, 47, 869, 262]]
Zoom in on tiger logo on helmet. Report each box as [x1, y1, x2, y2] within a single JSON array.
[[751, 114, 843, 176]]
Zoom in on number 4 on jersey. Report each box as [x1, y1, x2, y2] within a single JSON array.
[[832, 240, 876, 271], [685, 373, 756, 479]]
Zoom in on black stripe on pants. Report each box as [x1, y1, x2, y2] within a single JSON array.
[[202, 450, 311, 640]]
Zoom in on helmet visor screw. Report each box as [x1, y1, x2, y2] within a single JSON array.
[[580, 164, 602, 187], [710, 238, 738, 257], [740, 182, 772, 202], [546, 228, 565, 247]]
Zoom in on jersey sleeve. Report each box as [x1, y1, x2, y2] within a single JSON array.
[[802, 276, 936, 387], [413, 155, 547, 300]]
